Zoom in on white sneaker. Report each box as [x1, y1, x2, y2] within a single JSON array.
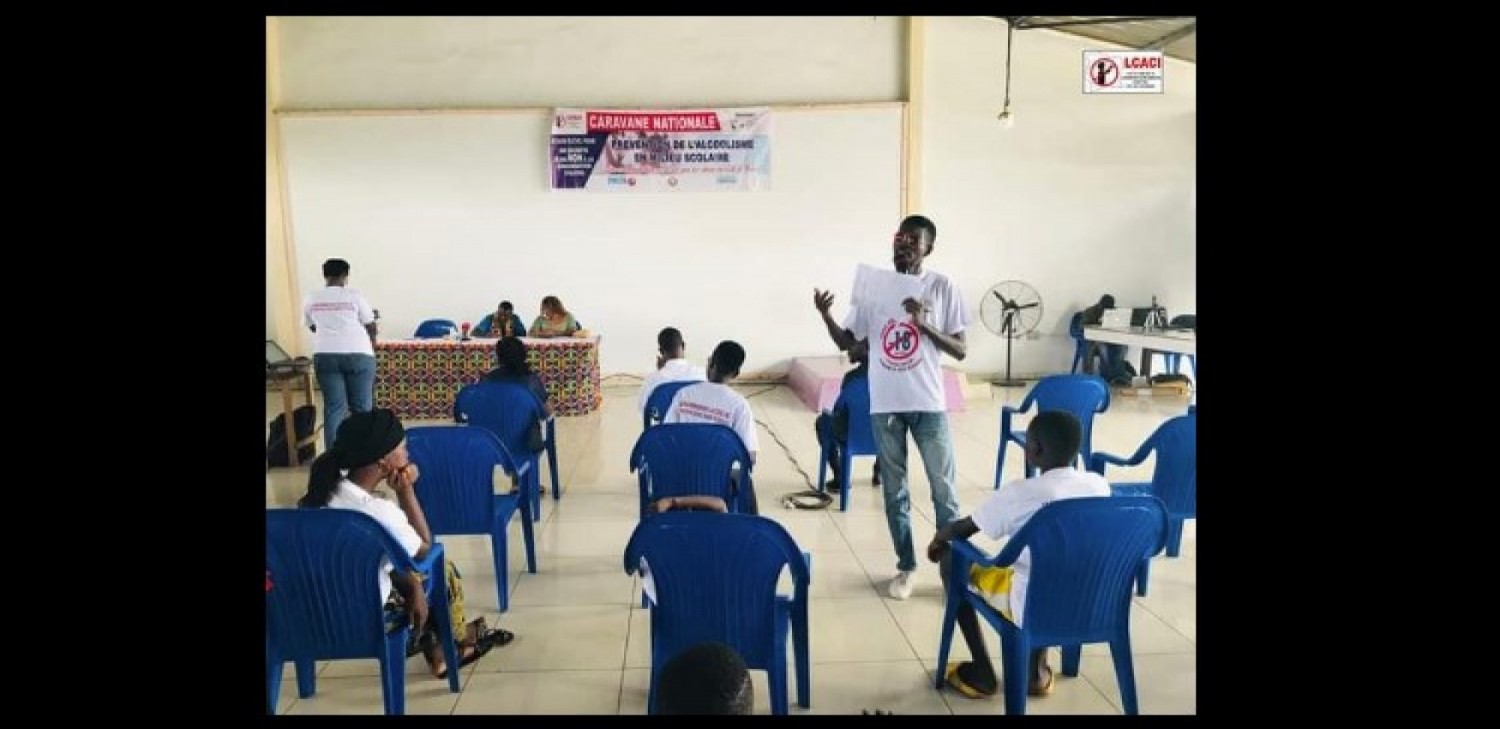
[[888, 570, 916, 600]]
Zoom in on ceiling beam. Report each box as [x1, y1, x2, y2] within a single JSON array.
[[1018, 16, 1192, 30], [1140, 21, 1196, 50]]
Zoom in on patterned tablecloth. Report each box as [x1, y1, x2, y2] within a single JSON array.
[[374, 336, 602, 419]]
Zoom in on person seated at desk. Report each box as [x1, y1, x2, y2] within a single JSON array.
[[471, 300, 527, 338], [1079, 294, 1125, 375], [530, 296, 581, 338]]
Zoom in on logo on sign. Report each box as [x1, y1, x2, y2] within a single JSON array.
[[667, 177, 679, 187], [1083, 51, 1164, 94]]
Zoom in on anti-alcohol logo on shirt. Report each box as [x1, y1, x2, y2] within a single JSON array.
[[880, 319, 922, 372]]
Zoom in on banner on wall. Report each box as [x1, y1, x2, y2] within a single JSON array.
[[549, 107, 772, 192]]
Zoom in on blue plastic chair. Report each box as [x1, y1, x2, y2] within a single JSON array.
[[406, 426, 538, 612], [454, 381, 560, 521], [935, 496, 1167, 716], [995, 374, 1111, 488], [629, 423, 755, 518], [1089, 413, 1196, 596], [641, 379, 702, 431], [266, 509, 462, 715], [413, 319, 457, 339], [623, 511, 811, 715], [814, 376, 878, 512]]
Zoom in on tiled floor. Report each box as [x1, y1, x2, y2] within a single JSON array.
[[265, 381, 1196, 714]]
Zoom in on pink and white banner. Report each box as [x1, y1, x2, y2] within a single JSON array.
[[549, 107, 772, 192]]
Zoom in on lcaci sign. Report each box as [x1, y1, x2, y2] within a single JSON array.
[[1083, 50, 1165, 94]]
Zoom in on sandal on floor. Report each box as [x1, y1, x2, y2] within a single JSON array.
[[1028, 664, 1055, 697], [945, 663, 996, 699], [476, 627, 515, 649], [431, 640, 493, 680]]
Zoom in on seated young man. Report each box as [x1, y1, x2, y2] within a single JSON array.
[[663, 340, 760, 513], [638, 326, 707, 417], [654, 641, 755, 715], [926, 410, 1110, 699], [471, 300, 527, 338], [815, 339, 881, 491]]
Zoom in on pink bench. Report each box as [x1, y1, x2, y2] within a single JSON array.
[[785, 356, 966, 413]]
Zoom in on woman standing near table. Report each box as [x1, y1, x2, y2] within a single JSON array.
[[530, 295, 581, 338]]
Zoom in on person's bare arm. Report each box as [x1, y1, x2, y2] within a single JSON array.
[[365, 321, 379, 346], [653, 495, 729, 513], [388, 464, 433, 559], [904, 298, 967, 361], [392, 570, 430, 632], [814, 289, 856, 351], [926, 516, 980, 562]]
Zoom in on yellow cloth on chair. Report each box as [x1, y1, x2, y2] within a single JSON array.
[[968, 564, 1016, 621]]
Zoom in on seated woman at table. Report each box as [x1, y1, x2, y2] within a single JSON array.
[[471, 300, 527, 338], [530, 296, 581, 338]]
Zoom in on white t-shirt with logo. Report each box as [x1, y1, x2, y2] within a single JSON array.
[[638, 358, 708, 415], [663, 381, 759, 455], [325, 480, 424, 604], [303, 286, 376, 356], [970, 467, 1112, 626], [843, 269, 969, 414]]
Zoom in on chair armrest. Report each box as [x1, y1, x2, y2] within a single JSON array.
[[410, 542, 446, 576], [1088, 451, 1137, 475]]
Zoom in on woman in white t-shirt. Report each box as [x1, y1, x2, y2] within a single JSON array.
[[296, 409, 514, 679], [302, 259, 379, 451]]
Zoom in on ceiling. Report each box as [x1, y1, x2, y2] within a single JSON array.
[[1000, 16, 1196, 62]]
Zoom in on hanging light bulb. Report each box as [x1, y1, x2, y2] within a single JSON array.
[[997, 108, 1015, 129]]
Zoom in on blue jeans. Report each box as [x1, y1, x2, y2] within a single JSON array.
[[871, 411, 962, 572], [314, 353, 377, 450]]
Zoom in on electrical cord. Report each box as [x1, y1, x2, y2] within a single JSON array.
[[744, 385, 835, 510]]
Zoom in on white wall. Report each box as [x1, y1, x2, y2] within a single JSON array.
[[919, 17, 1196, 377], [278, 16, 906, 108], [280, 108, 903, 376]]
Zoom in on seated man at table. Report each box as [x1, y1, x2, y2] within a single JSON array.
[[471, 300, 527, 338], [663, 341, 759, 514], [1079, 294, 1125, 375]]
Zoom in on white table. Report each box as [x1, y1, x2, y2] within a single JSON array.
[[1083, 326, 1195, 377]]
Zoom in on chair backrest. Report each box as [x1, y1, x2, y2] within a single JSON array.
[[1145, 415, 1196, 517], [454, 381, 546, 461], [622, 512, 808, 669], [1021, 375, 1111, 448], [1068, 311, 1085, 340], [629, 423, 753, 515], [266, 508, 416, 661], [642, 380, 703, 431], [405, 425, 516, 535], [413, 319, 457, 339], [832, 374, 877, 453], [1000, 496, 1166, 643]]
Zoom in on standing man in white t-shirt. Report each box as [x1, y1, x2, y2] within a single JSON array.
[[638, 327, 707, 417], [813, 215, 970, 600], [303, 258, 379, 450], [663, 340, 760, 513]]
